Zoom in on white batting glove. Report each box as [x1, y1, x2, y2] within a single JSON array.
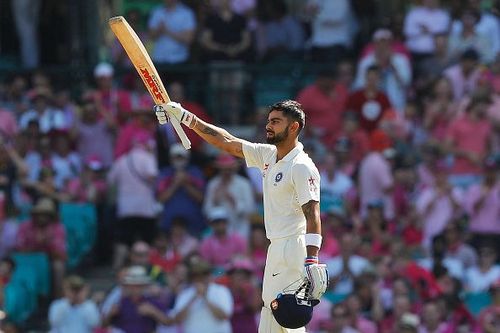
[[156, 102, 196, 128], [153, 104, 170, 125], [304, 256, 329, 300]]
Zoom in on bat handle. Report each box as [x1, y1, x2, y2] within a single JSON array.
[[170, 117, 192, 150]]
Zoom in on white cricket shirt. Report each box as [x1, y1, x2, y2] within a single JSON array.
[[243, 142, 320, 239]]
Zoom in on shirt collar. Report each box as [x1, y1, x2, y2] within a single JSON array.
[[281, 143, 304, 162]]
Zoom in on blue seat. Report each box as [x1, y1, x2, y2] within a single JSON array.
[[4, 280, 35, 324], [463, 291, 492, 316], [11, 252, 51, 297], [59, 203, 97, 268]]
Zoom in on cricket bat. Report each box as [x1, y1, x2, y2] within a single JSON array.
[[108, 16, 191, 150]]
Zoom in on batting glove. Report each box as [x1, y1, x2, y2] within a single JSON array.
[[154, 104, 170, 125], [304, 256, 329, 300], [157, 102, 196, 128]]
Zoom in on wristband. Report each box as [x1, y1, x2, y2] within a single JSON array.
[[305, 256, 319, 266], [305, 233, 322, 249], [181, 111, 197, 128]]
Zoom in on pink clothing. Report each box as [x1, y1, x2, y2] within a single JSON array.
[[354, 316, 378, 333], [114, 122, 155, 159], [359, 152, 394, 219], [96, 89, 132, 124], [416, 187, 463, 248], [296, 83, 348, 144], [0, 109, 18, 139], [446, 114, 491, 175], [65, 178, 107, 203], [16, 220, 67, 259], [418, 323, 450, 333], [464, 183, 500, 234], [443, 65, 482, 101], [199, 233, 247, 268], [107, 148, 159, 218]]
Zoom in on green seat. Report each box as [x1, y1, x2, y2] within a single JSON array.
[[59, 203, 97, 268]]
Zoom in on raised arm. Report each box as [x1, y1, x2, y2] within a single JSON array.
[[155, 102, 248, 158]]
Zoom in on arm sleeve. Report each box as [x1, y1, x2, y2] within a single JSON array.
[[80, 301, 101, 328], [210, 286, 234, 317], [242, 141, 275, 170], [292, 163, 321, 206]]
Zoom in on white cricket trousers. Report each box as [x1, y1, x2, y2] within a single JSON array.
[[258, 234, 307, 333]]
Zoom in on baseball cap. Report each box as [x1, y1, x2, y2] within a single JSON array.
[[65, 275, 86, 291], [94, 62, 114, 78], [85, 155, 104, 171]]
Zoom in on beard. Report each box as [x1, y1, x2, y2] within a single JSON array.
[[266, 126, 289, 144]]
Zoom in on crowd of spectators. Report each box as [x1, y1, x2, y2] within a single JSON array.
[[0, 0, 499, 332]]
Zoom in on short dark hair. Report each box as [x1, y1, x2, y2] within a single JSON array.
[[268, 100, 306, 132], [367, 65, 380, 74]]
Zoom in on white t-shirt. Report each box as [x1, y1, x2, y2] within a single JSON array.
[[326, 255, 371, 295], [242, 142, 320, 239], [172, 283, 233, 333], [404, 6, 451, 54], [465, 265, 500, 293]]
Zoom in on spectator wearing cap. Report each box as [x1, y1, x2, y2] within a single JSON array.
[[358, 130, 395, 220], [48, 275, 100, 333], [398, 313, 420, 333], [225, 256, 260, 333], [63, 155, 107, 203], [199, 206, 247, 269], [445, 92, 493, 188], [354, 28, 412, 112], [107, 132, 159, 270], [148, 0, 196, 65], [443, 49, 482, 101], [74, 94, 116, 168], [171, 256, 233, 333], [103, 265, 173, 332], [203, 153, 255, 238], [19, 87, 68, 134], [296, 70, 349, 145], [478, 278, 500, 332], [157, 143, 205, 234], [92, 62, 132, 125], [305, 0, 358, 64], [346, 64, 392, 133], [403, 0, 451, 60], [16, 197, 67, 297], [114, 98, 157, 159], [415, 160, 463, 250]]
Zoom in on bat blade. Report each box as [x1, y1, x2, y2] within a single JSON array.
[[108, 16, 191, 149]]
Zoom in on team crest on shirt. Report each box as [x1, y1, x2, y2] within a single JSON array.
[[262, 163, 269, 178], [308, 176, 318, 192], [275, 172, 283, 183]]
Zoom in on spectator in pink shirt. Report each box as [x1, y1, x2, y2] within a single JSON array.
[[114, 100, 157, 159], [0, 108, 18, 141], [464, 156, 500, 252], [16, 197, 67, 298], [358, 130, 395, 220], [199, 207, 247, 271], [93, 62, 132, 125], [443, 49, 482, 101], [445, 91, 493, 188], [415, 161, 463, 249], [296, 70, 349, 145], [418, 300, 450, 333]]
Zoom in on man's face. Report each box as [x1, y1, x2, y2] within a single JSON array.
[[266, 110, 291, 145]]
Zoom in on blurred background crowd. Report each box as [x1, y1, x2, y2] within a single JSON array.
[[0, 0, 500, 332]]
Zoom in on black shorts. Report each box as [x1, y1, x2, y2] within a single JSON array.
[[117, 216, 158, 246]]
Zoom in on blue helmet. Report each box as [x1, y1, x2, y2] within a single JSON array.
[[270, 280, 320, 329]]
